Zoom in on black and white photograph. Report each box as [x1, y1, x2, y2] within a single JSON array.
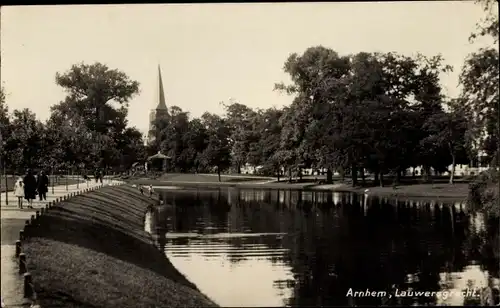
[[0, 1, 499, 307]]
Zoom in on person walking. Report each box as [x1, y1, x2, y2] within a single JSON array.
[[23, 169, 37, 209], [148, 184, 154, 197], [37, 170, 49, 201], [14, 177, 24, 209]]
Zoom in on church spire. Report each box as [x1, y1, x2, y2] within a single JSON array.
[[156, 65, 167, 110]]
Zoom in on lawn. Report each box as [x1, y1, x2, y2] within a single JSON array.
[[126, 173, 273, 184], [22, 185, 218, 308], [340, 182, 470, 201]]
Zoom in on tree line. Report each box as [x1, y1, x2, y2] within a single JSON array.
[[0, 0, 497, 187], [149, 48, 497, 185], [149, 0, 498, 186], [0, 63, 145, 175]]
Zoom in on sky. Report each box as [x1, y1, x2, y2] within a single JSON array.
[[0, 2, 496, 136]]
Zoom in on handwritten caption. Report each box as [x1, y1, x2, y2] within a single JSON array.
[[346, 288, 481, 300]]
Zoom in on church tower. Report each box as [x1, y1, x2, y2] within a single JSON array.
[[147, 65, 170, 145]]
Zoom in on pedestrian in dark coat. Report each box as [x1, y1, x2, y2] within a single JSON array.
[[23, 169, 37, 208], [37, 170, 49, 201]]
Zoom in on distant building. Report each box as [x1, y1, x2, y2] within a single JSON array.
[[147, 65, 169, 145]]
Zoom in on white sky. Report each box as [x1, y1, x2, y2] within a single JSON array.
[[0, 2, 495, 135]]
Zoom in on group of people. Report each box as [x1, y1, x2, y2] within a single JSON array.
[[13, 169, 49, 209]]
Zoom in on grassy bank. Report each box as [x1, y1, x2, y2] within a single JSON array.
[[127, 173, 469, 200], [130, 178, 313, 190], [1, 175, 82, 193], [126, 173, 273, 183], [313, 183, 469, 201], [22, 185, 218, 308]]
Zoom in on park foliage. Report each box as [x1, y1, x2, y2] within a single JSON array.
[[0, 0, 497, 191]]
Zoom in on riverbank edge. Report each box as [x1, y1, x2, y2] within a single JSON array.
[[21, 184, 218, 308], [130, 179, 469, 202]]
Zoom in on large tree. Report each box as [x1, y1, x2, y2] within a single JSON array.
[[461, 0, 499, 167], [275, 46, 351, 183], [51, 62, 143, 171], [7, 109, 45, 172], [422, 100, 469, 184], [0, 88, 10, 170], [222, 100, 257, 173], [199, 112, 231, 181]]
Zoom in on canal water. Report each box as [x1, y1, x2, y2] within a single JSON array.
[[147, 188, 499, 307]]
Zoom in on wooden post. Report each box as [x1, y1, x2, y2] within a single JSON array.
[[51, 168, 54, 195], [4, 166, 8, 206], [15, 240, 21, 257], [75, 169, 79, 189], [35, 211, 40, 220], [24, 272, 33, 298], [19, 230, 24, 241], [66, 169, 68, 191], [30, 215, 35, 223], [19, 253, 27, 274], [0, 165, 2, 206], [41, 208, 45, 215]]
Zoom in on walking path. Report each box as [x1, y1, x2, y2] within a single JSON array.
[[1, 178, 123, 308]]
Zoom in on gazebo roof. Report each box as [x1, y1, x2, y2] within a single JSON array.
[[147, 151, 171, 161]]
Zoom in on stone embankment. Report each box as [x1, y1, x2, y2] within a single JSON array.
[[1, 182, 217, 308]]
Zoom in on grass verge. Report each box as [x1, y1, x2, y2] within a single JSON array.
[[130, 178, 468, 201], [22, 185, 218, 308], [325, 183, 470, 201]]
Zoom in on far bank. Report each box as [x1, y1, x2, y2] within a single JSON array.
[[128, 174, 469, 202], [22, 185, 218, 308]]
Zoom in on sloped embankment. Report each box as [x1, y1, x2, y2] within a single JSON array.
[[23, 185, 218, 308]]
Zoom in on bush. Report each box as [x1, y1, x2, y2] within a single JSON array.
[[468, 168, 499, 216]]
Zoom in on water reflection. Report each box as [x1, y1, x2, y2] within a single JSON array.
[[147, 188, 499, 307]]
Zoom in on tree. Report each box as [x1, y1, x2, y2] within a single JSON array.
[[183, 118, 209, 172], [469, 0, 499, 43], [7, 109, 44, 172], [55, 62, 139, 133], [52, 62, 142, 171], [275, 46, 352, 183], [199, 113, 231, 181], [460, 48, 499, 166], [222, 100, 257, 173], [422, 100, 468, 184], [0, 87, 10, 170], [159, 106, 190, 172], [461, 0, 499, 168], [117, 127, 146, 171]]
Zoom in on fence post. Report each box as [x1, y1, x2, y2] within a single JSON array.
[[0, 165, 2, 206], [24, 272, 33, 298], [4, 166, 8, 206], [66, 169, 68, 191], [15, 240, 21, 257], [19, 253, 27, 274], [51, 168, 54, 195], [24, 220, 30, 235]]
